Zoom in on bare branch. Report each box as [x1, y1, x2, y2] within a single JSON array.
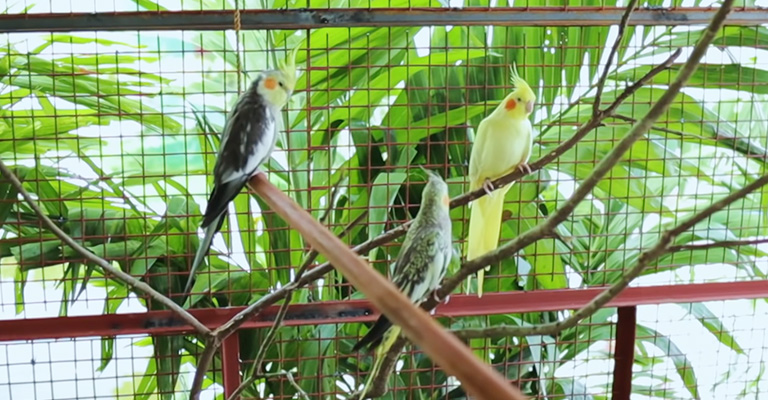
[[611, 113, 708, 141], [213, 209, 366, 341], [602, 48, 682, 117], [454, 172, 768, 339], [433, 0, 732, 299], [281, 369, 310, 400], [593, 0, 638, 117], [197, 19, 687, 399], [294, 47, 682, 293], [348, 336, 408, 399], [668, 238, 768, 252], [248, 173, 526, 400], [190, 337, 219, 400], [0, 160, 211, 335], [227, 294, 293, 400]]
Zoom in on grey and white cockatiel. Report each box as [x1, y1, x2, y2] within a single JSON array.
[[183, 47, 300, 302], [352, 168, 454, 398]]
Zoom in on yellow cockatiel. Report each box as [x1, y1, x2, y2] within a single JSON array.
[[466, 66, 536, 297]]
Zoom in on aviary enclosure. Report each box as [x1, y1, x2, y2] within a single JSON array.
[[1, 0, 767, 399]]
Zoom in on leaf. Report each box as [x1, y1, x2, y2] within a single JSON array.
[[0, 169, 22, 229], [152, 335, 183, 400], [129, 0, 169, 11], [676, 303, 745, 355], [368, 172, 408, 257], [636, 325, 700, 399]]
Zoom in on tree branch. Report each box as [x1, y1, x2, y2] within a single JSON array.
[[348, 336, 408, 400], [201, 46, 682, 340], [190, 337, 219, 400], [668, 237, 768, 252], [454, 171, 768, 339], [0, 159, 211, 335], [432, 0, 731, 300], [227, 292, 293, 400], [592, 0, 638, 117], [213, 209, 366, 342], [351, 5, 647, 392], [284, 44, 682, 295], [247, 173, 526, 400], [611, 113, 709, 141], [196, 9, 684, 397]]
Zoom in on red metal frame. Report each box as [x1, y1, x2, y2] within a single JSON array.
[[222, 335, 242, 398], [611, 307, 637, 400], [2, 280, 765, 341]]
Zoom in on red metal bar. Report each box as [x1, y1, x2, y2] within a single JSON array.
[[221, 335, 241, 399], [611, 306, 637, 400], [1, 280, 765, 341]]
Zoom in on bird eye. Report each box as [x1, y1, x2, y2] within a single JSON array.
[[279, 81, 284, 87], [517, 97, 522, 102]]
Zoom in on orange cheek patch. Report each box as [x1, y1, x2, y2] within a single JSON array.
[[264, 77, 277, 90], [442, 194, 450, 207], [505, 99, 517, 110]]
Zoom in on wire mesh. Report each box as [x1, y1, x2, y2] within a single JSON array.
[[2, 0, 768, 398], [0, 334, 206, 399]]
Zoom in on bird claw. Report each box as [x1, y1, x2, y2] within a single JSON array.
[[431, 289, 442, 304], [482, 179, 495, 195], [517, 163, 532, 175]]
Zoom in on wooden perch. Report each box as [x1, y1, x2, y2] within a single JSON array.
[[248, 172, 527, 400]]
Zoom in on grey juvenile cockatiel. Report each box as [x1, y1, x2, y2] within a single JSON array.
[[352, 168, 453, 398], [183, 47, 300, 301]]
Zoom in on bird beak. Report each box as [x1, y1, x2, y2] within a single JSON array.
[[526, 101, 534, 114]]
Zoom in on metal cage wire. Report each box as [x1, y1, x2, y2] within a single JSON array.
[[2, 1, 768, 399]]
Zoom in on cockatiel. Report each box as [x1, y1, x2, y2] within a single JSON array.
[[352, 168, 453, 398], [183, 46, 300, 302], [466, 65, 536, 298]]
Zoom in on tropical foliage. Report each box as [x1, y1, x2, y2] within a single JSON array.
[[2, 0, 767, 398]]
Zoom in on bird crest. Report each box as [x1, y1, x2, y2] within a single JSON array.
[[277, 42, 302, 90], [419, 165, 440, 182], [509, 63, 533, 94]]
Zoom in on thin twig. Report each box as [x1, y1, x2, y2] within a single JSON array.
[[291, 48, 682, 297], [318, 172, 346, 226], [432, 0, 735, 330], [220, 187, 399, 400], [190, 337, 219, 400], [611, 114, 710, 141], [214, 209, 367, 342], [432, 0, 729, 299], [348, 335, 408, 400], [359, 0, 663, 392], [227, 294, 293, 400], [668, 237, 768, 252], [191, 20, 685, 399], [593, 0, 638, 117], [282, 369, 311, 400], [0, 160, 211, 335], [454, 171, 768, 339]]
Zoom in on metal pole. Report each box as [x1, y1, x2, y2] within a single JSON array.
[[1, 8, 765, 33]]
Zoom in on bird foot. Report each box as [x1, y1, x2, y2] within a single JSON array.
[[517, 163, 532, 175], [482, 178, 495, 195]]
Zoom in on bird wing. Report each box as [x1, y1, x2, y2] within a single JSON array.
[[201, 90, 278, 228], [352, 227, 450, 352]]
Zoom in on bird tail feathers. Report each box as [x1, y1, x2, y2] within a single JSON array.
[[183, 215, 222, 302], [360, 325, 401, 399], [466, 190, 507, 297]]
